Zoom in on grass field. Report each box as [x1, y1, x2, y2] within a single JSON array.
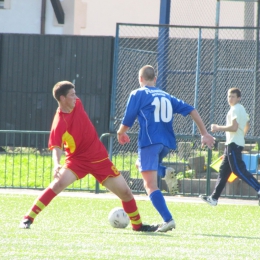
[[0, 149, 220, 191], [0, 191, 259, 260]]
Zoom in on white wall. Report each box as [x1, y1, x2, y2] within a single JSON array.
[[171, 0, 257, 27], [0, 0, 42, 34], [0, 0, 256, 36], [80, 0, 160, 36], [0, 0, 160, 35], [0, 0, 65, 34]]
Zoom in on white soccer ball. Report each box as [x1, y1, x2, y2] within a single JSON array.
[[108, 207, 130, 228]]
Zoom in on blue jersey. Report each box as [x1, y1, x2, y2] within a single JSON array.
[[122, 86, 194, 149]]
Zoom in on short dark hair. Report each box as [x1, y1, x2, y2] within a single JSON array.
[[228, 87, 241, 98], [53, 81, 75, 101], [139, 65, 156, 81]]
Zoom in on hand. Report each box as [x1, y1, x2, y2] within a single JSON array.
[[135, 159, 140, 170], [53, 164, 62, 178], [201, 133, 215, 149], [117, 132, 130, 145], [211, 124, 219, 133]]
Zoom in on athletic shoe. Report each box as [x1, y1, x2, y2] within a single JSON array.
[[199, 195, 218, 206], [164, 167, 179, 195], [19, 218, 32, 229], [133, 224, 159, 232], [156, 219, 176, 232]]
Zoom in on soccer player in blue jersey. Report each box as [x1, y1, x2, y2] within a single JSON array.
[[117, 65, 215, 232]]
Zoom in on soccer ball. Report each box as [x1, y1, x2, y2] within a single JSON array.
[[108, 207, 130, 228]]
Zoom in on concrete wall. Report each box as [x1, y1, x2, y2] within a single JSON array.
[[0, 0, 42, 34], [0, 0, 256, 36], [0, 0, 160, 35]]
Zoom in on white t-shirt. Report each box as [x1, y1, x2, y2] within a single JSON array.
[[225, 103, 249, 146]]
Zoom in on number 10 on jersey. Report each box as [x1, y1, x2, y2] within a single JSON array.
[[151, 97, 172, 123]]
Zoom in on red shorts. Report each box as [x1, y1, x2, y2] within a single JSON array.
[[64, 157, 120, 184]]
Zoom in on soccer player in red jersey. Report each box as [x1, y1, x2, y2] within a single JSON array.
[[19, 81, 158, 232]]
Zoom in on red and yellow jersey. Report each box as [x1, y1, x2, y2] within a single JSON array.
[[48, 98, 108, 162]]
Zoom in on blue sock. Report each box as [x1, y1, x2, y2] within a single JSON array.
[[149, 190, 172, 222]]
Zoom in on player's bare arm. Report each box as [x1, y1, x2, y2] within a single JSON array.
[[117, 124, 130, 145], [52, 147, 63, 178], [189, 109, 215, 149], [244, 121, 250, 135], [211, 119, 238, 133]]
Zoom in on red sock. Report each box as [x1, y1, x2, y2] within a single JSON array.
[[122, 198, 142, 230], [24, 187, 57, 223]]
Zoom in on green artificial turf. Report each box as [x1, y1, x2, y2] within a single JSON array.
[[0, 193, 259, 260]]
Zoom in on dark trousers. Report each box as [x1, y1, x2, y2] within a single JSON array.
[[211, 142, 260, 200]]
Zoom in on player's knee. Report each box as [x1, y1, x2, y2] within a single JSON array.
[[49, 179, 66, 194], [143, 181, 157, 193], [118, 187, 133, 201]]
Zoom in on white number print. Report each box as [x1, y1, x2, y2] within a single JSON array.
[[151, 97, 173, 122]]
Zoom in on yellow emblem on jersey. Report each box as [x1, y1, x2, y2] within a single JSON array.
[[111, 165, 120, 175], [62, 131, 76, 153]]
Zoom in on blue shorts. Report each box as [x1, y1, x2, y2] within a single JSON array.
[[137, 144, 169, 176]]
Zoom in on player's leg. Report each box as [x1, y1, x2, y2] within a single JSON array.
[[19, 167, 77, 228], [158, 147, 179, 195], [139, 144, 175, 232], [200, 148, 231, 206], [212, 153, 231, 199], [141, 170, 158, 195], [97, 159, 158, 232], [103, 174, 133, 201], [141, 170, 175, 232], [164, 167, 179, 195], [228, 143, 260, 204]]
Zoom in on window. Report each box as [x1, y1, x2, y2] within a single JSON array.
[[0, 0, 11, 9]]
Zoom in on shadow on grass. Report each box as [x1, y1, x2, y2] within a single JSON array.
[[195, 233, 260, 240], [124, 231, 175, 237]]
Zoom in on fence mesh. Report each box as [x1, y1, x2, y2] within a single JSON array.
[[109, 24, 260, 196], [1, 130, 260, 198], [170, 0, 257, 28], [0, 130, 103, 192], [112, 24, 259, 149]]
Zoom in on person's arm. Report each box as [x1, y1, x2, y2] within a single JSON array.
[[244, 121, 250, 136], [211, 119, 238, 133], [117, 91, 139, 145], [52, 147, 63, 178], [189, 109, 215, 149], [117, 124, 130, 145]]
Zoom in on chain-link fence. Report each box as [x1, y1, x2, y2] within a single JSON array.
[[111, 24, 259, 141], [0, 130, 104, 192], [101, 132, 260, 198], [170, 0, 257, 28], [1, 129, 260, 198], [108, 23, 260, 199]]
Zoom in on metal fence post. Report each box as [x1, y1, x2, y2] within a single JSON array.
[[206, 148, 212, 196], [193, 28, 202, 135]]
